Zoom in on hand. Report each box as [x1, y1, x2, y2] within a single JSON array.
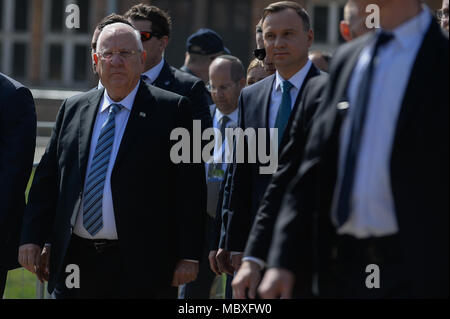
[[36, 245, 51, 283], [231, 253, 243, 271], [258, 268, 295, 299], [171, 260, 199, 287], [18, 244, 41, 274], [232, 260, 262, 299], [215, 249, 234, 275], [208, 250, 221, 275]]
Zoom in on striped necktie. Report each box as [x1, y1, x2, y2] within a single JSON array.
[[274, 80, 294, 145], [83, 103, 123, 236]]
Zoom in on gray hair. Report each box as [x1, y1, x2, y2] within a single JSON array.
[[97, 22, 143, 52]]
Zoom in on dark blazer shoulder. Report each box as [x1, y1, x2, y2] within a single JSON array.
[[242, 74, 275, 98], [0, 73, 28, 100]]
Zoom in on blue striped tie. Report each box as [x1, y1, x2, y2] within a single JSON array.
[[275, 80, 294, 146], [83, 103, 123, 236]]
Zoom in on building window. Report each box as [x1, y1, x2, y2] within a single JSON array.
[[50, 0, 64, 33], [12, 42, 27, 78], [43, 0, 93, 87], [313, 6, 329, 43], [48, 44, 63, 81], [14, 0, 29, 32], [73, 44, 89, 81]]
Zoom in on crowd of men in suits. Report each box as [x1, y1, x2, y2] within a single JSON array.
[[0, 0, 448, 299]]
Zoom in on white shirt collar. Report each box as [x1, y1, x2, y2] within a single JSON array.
[[275, 59, 312, 92], [142, 58, 165, 83], [214, 105, 239, 126], [382, 5, 432, 50], [101, 81, 141, 113]]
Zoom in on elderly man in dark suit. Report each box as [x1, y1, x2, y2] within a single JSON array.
[[19, 23, 203, 299], [0, 73, 36, 297], [260, 0, 449, 299]]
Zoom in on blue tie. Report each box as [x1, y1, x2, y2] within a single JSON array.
[[83, 103, 123, 236], [275, 80, 294, 145], [334, 32, 394, 227]]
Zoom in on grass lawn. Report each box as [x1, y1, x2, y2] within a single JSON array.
[[3, 268, 38, 299]]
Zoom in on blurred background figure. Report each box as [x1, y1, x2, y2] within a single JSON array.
[[308, 50, 332, 72], [246, 58, 271, 86], [181, 28, 230, 106], [438, 0, 449, 31], [254, 19, 276, 75], [340, 0, 371, 42]]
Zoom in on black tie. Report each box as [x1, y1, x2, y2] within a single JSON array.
[[334, 31, 394, 226]]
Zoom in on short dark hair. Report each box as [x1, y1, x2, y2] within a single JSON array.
[[96, 13, 132, 31], [92, 14, 133, 51], [124, 4, 172, 38], [215, 55, 245, 83], [262, 1, 311, 32]]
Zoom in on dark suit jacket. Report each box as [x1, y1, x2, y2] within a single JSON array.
[[223, 64, 321, 252], [244, 74, 329, 265], [268, 19, 449, 298], [0, 73, 36, 272], [20, 82, 204, 297], [179, 65, 214, 106], [154, 60, 212, 131]]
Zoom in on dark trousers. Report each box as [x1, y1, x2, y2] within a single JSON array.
[[0, 270, 7, 298], [179, 216, 216, 299], [320, 234, 412, 299], [53, 235, 177, 299]]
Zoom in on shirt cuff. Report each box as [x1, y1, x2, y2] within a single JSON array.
[[230, 251, 243, 256], [242, 256, 266, 270], [183, 259, 199, 263]]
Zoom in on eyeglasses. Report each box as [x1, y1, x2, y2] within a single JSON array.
[[140, 31, 163, 42], [437, 8, 449, 21], [253, 48, 266, 61], [97, 50, 141, 60]]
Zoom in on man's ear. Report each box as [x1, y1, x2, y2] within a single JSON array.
[[93, 53, 99, 65], [340, 21, 352, 42], [160, 36, 170, 51]]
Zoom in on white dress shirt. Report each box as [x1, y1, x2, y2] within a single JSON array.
[[209, 106, 239, 169], [333, 7, 432, 238], [73, 82, 140, 239], [268, 60, 312, 133], [142, 58, 165, 84]]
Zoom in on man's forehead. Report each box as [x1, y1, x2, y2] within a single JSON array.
[[98, 29, 138, 50], [262, 10, 303, 31]]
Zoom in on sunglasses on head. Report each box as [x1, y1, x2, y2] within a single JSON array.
[[253, 48, 266, 61], [140, 31, 162, 42]]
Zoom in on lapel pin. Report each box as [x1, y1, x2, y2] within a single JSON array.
[[337, 102, 350, 110], [139, 112, 147, 118], [165, 81, 170, 86]]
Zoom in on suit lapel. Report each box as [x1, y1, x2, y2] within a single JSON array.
[[113, 81, 155, 170], [153, 60, 175, 91], [261, 75, 275, 129], [79, 88, 104, 185]]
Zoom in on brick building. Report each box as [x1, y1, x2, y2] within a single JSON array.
[[0, 0, 443, 90]]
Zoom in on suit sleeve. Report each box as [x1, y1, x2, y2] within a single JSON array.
[[188, 80, 213, 131], [224, 94, 253, 252], [20, 100, 67, 247], [0, 87, 36, 244], [174, 96, 205, 260]]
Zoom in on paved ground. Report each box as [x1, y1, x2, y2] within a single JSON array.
[[35, 137, 50, 164]]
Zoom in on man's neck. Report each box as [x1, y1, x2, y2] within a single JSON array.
[[380, 0, 422, 30], [144, 57, 163, 73], [277, 58, 307, 80]]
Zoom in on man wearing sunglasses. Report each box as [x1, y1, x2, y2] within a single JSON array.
[[124, 4, 212, 132], [254, 20, 276, 75]]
